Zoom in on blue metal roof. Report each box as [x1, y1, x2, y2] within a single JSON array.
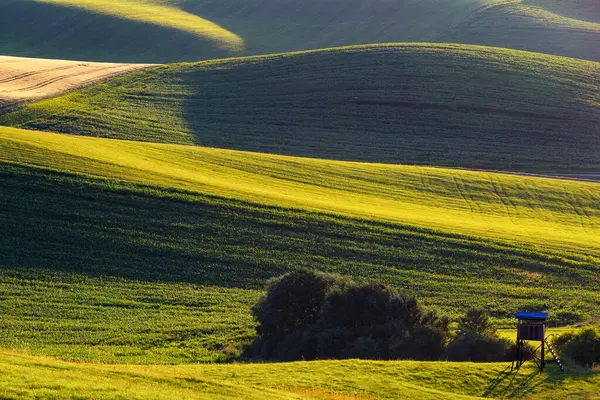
[[515, 311, 548, 320]]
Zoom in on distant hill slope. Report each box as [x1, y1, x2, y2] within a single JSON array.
[[1, 0, 599, 62], [1, 127, 599, 362], [4, 44, 598, 172], [0, 55, 151, 111], [0, 0, 242, 63]]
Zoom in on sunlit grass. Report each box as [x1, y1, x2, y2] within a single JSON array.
[[4, 44, 597, 172], [2, 162, 598, 363], [32, 0, 244, 52], [1, 350, 598, 399], [1, 126, 598, 255], [514, 0, 600, 30]]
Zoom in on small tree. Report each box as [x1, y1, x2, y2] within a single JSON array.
[[457, 308, 495, 336], [246, 271, 452, 361], [556, 327, 600, 368], [252, 269, 336, 340], [447, 308, 511, 362]]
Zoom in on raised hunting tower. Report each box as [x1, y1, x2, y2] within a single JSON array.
[[514, 311, 564, 372]]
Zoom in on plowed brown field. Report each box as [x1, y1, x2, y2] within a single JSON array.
[[0, 56, 151, 110]]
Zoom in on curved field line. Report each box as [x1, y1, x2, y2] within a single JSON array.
[[479, 0, 600, 31], [0, 127, 598, 255], [32, 0, 245, 52], [0, 56, 152, 108], [13, 65, 133, 93], [521, 0, 600, 27], [0, 64, 81, 84]]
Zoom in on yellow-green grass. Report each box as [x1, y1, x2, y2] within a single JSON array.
[[33, 0, 244, 53], [1, 350, 598, 400], [448, 0, 600, 60], [485, 0, 600, 31], [524, 0, 600, 24], [4, 44, 598, 172], [2, 162, 597, 363], [2, 0, 600, 63], [0, 0, 238, 63], [1, 126, 599, 257], [496, 325, 596, 343]]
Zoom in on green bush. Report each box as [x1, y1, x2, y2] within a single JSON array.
[[457, 308, 496, 336], [252, 269, 337, 340], [446, 333, 512, 362], [446, 308, 512, 362], [554, 328, 600, 367], [246, 271, 451, 361]]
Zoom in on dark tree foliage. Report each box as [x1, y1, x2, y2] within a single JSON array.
[[457, 308, 495, 336], [446, 333, 512, 362], [553, 328, 600, 368], [319, 283, 392, 329], [245, 270, 452, 361], [251, 269, 337, 340], [446, 308, 512, 362]]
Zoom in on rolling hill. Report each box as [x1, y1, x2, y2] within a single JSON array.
[[2, 350, 598, 399], [0, 0, 599, 63], [0, 55, 151, 112], [1, 1, 599, 397], [1, 126, 598, 363], [0, 0, 243, 63], [3, 44, 598, 172]]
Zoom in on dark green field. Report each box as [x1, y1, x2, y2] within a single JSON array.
[[3, 44, 599, 172], [1, 1, 599, 397], [1, 0, 599, 63], [1, 162, 598, 363]]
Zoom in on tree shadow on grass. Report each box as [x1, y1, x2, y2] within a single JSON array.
[[483, 363, 598, 399]]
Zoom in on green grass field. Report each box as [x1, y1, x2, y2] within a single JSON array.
[[1, 2, 599, 396], [3, 44, 598, 172], [1, 350, 598, 399], [2, 126, 599, 254], [0, 127, 598, 363], [1, 0, 599, 63]]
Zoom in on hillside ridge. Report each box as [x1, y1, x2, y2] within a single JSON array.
[[1, 126, 598, 255], [3, 43, 598, 173], [1, 0, 599, 62]]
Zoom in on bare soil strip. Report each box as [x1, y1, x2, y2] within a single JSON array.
[[0, 56, 152, 111]]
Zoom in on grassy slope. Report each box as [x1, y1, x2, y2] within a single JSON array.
[[3, 44, 599, 173], [0, 0, 238, 63], [1, 350, 598, 400], [33, 0, 244, 52], [445, 0, 600, 61], [525, 0, 600, 24], [1, 0, 599, 62], [1, 127, 599, 255], [1, 128, 599, 362], [183, 0, 600, 61]]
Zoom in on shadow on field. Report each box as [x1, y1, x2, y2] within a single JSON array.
[[0, 0, 230, 63], [178, 46, 600, 173], [483, 364, 598, 399], [0, 163, 595, 311]]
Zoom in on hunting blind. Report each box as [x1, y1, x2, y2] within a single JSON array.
[[514, 311, 564, 372]]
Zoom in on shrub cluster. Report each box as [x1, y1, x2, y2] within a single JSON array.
[[553, 327, 600, 368], [446, 308, 513, 362], [245, 270, 512, 362]]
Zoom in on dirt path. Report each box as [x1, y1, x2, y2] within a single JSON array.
[[0, 56, 153, 111]]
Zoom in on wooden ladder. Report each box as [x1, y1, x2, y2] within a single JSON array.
[[544, 336, 565, 372]]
